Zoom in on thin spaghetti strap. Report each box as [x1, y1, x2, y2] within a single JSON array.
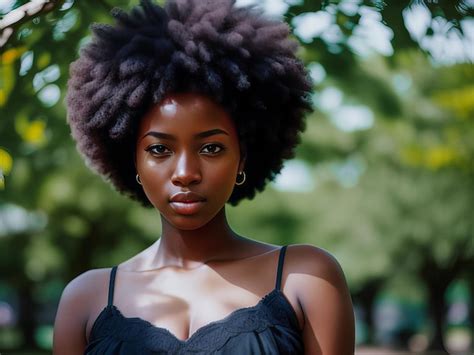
[[275, 245, 288, 290], [107, 266, 118, 307]]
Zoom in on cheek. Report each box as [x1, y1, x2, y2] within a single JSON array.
[[204, 160, 239, 197], [136, 154, 162, 181], [136, 157, 167, 202]]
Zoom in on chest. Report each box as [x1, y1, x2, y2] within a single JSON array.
[[86, 289, 303, 354], [112, 283, 271, 340], [87, 265, 277, 341]]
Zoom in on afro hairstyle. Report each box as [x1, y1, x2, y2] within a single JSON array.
[[66, 0, 313, 207]]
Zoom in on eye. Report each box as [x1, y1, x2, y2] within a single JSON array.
[[145, 144, 171, 156], [201, 143, 224, 155]]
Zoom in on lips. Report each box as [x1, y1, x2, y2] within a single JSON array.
[[169, 191, 206, 215], [169, 191, 206, 203], [169, 201, 205, 215]]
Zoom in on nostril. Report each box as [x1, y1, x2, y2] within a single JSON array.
[[171, 171, 202, 186]]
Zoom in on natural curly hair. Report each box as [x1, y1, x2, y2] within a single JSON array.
[[67, 0, 313, 207]]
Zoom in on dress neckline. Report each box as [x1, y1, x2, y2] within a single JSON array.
[[88, 246, 294, 349], [89, 287, 299, 345]]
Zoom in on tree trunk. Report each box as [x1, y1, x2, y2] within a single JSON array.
[[466, 274, 474, 351], [420, 239, 473, 352], [353, 279, 382, 344], [425, 281, 449, 353], [17, 280, 37, 349]]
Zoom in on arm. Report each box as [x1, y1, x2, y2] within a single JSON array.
[[53, 270, 105, 355], [289, 245, 355, 355]]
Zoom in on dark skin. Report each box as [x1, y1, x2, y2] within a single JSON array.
[[53, 93, 355, 354]]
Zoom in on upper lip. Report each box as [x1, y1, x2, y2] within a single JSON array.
[[169, 191, 206, 203]]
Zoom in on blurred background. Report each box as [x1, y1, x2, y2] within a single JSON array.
[[0, 0, 473, 354]]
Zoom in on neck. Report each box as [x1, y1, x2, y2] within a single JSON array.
[[155, 207, 241, 269]]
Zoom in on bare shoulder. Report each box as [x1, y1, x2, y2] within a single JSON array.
[[57, 268, 112, 318], [53, 268, 112, 355], [284, 244, 355, 355], [62, 268, 111, 300], [285, 244, 346, 285]]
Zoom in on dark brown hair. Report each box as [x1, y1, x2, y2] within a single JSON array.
[[67, 0, 313, 206]]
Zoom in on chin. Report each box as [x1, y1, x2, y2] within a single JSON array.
[[158, 209, 213, 230], [166, 217, 213, 231]]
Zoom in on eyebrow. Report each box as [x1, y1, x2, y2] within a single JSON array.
[[142, 128, 229, 141]]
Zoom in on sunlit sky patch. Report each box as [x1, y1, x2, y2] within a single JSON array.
[[347, 6, 394, 57], [292, 11, 332, 43], [38, 84, 61, 107], [392, 73, 412, 94], [315, 87, 375, 132], [59, 0, 75, 11], [313, 154, 367, 188], [330, 105, 374, 132], [291, 4, 394, 56], [273, 159, 315, 192], [33, 64, 60, 92], [19, 51, 34, 76], [235, 0, 289, 17], [0, 204, 47, 237], [307, 62, 326, 85], [338, 0, 359, 17], [53, 8, 78, 40], [317, 87, 343, 111], [330, 156, 366, 188]]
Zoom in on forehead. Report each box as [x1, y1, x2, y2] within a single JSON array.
[[138, 93, 237, 136]]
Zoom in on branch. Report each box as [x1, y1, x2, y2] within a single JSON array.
[[0, 0, 64, 49]]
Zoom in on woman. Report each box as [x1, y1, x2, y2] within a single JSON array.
[[53, 0, 355, 354]]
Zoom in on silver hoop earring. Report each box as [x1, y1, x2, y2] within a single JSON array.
[[136, 174, 142, 185], [235, 171, 246, 186]]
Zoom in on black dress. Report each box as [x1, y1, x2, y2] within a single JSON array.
[[85, 245, 303, 354]]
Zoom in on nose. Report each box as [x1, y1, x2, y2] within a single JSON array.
[[171, 151, 202, 187]]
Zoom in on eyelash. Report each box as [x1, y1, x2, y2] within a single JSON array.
[[145, 143, 225, 156]]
